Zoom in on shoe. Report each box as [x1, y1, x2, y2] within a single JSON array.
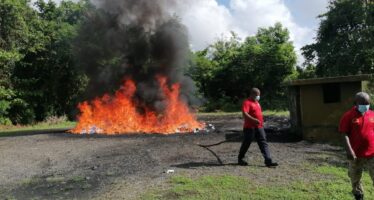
[[238, 159, 248, 166], [354, 194, 363, 200], [265, 162, 278, 167]]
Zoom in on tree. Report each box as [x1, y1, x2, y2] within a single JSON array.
[[302, 0, 374, 77], [15, 0, 88, 121], [0, 0, 88, 124], [187, 49, 216, 98], [296, 64, 317, 79], [246, 23, 297, 109], [189, 23, 297, 111], [0, 0, 38, 124]]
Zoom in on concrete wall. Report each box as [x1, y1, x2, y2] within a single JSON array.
[[299, 82, 361, 142]]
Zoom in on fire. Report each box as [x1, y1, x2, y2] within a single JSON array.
[[69, 76, 204, 134]]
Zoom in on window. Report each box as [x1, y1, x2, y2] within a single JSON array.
[[322, 83, 341, 103]]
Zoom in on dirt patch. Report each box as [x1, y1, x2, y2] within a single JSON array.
[[0, 115, 345, 199]]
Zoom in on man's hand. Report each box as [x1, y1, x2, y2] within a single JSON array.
[[343, 134, 357, 161], [243, 111, 260, 125], [346, 152, 357, 161]]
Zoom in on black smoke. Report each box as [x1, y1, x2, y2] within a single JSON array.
[[75, 0, 198, 113]]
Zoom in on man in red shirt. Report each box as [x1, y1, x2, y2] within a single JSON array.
[[238, 88, 278, 167], [339, 92, 374, 200]]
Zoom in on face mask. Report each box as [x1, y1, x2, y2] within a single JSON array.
[[255, 96, 260, 101], [358, 104, 370, 114]]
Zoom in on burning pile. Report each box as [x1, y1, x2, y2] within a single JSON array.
[[70, 76, 204, 134], [70, 0, 205, 134]]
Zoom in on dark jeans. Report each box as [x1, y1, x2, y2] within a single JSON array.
[[238, 128, 272, 164]]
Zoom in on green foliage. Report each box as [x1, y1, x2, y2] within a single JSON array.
[[189, 23, 297, 111], [0, 86, 13, 124], [302, 0, 374, 77], [201, 95, 240, 112], [8, 98, 35, 124], [0, 0, 88, 124], [0, 0, 33, 124], [296, 64, 317, 79]]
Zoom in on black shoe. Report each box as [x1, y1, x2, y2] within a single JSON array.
[[238, 159, 248, 166], [265, 162, 278, 167], [354, 194, 363, 200]]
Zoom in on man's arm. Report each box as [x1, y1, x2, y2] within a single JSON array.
[[339, 111, 356, 160], [242, 111, 260, 125], [342, 133, 357, 160]]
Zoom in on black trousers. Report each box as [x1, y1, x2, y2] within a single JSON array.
[[238, 128, 272, 164]]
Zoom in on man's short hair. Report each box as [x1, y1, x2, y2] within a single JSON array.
[[355, 92, 370, 103], [251, 88, 260, 95]]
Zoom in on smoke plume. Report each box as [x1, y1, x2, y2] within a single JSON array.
[[75, 0, 198, 113]]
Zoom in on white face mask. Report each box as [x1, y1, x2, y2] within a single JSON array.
[[358, 104, 370, 114], [255, 96, 260, 101]]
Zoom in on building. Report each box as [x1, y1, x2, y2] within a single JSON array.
[[286, 74, 373, 142]]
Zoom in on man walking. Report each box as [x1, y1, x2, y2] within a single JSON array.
[[238, 88, 278, 167], [339, 92, 374, 200]]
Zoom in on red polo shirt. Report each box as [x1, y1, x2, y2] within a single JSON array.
[[242, 98, 263, 128], [339, 106, 374, 158]]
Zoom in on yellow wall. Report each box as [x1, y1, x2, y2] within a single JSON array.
[[299, 82, 361, 141]]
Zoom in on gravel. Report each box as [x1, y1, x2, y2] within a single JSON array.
[[0, 115, 345, 199]]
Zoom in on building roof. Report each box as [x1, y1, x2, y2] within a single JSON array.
[[286, 74, 373, 86]]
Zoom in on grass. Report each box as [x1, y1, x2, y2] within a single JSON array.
[[143, 165, 374, 200], [71, 176, 86, 183], [143, 175, 252, 200], [262, 110, 289, 117], [0, 121, 76, 136], [20, 177, 42, 186], [2, 196, 16, 200], [197, 110, 289, 117], [46, 176, 66, 183], [0, 121, 75, 132], [197, 112, 242, 117]]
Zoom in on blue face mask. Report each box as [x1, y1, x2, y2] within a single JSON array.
[[255, 96, 260, 101], [358, 105, 370, 114]]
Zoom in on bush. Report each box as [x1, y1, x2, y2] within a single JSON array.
[[8, 98, 36, 125], [201, 96, 241, 112], [0, 100, 11, 125], [43, 115, 68, 125], [0, 86, 14, 125]]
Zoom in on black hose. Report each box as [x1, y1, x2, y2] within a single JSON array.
[[196, 135, 242, 147]]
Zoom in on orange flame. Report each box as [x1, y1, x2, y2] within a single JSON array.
[[69, 76, 204, 134]]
